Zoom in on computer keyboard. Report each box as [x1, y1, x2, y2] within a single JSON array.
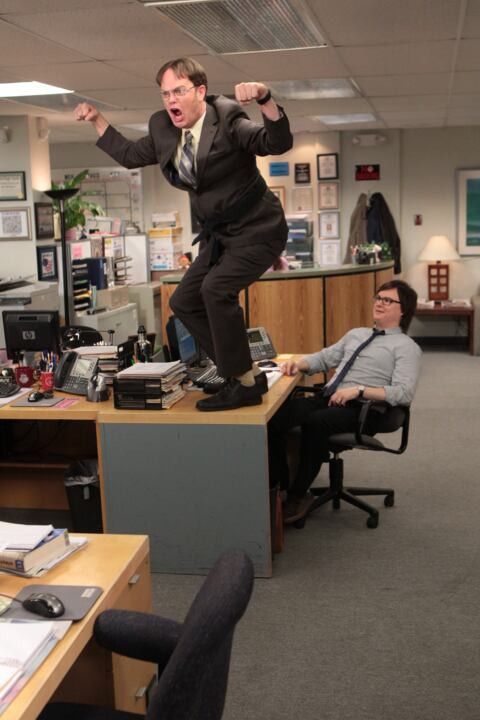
[[0, 380, 20, 398]]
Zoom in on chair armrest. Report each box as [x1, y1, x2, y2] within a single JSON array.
[[94, 609, 181, 672], [356, 400, 410, 453]]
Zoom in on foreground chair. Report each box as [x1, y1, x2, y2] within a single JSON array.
[[294, 396, 410, 530], [39, 550, 254, 720]]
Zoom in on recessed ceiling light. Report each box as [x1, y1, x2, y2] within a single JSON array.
[[0, 81, 73, 98], [269, 79, 357, 101], [315, 113, 376, 125]]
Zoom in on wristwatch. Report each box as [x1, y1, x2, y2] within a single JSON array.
[[358, 385, 366, 398]]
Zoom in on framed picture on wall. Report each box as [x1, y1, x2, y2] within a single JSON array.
[[34, 202, 55, 239], [0, 207, 31, 240], [457, 169, 480, 255], [319, 211, 340, 239], [36, 244, 59, 281], [268, 186, 286, 210], [291, 187, 313, 212], [318, 182, 339, 209], [317, 153, 339, 180], [0, 171, 26, 201]]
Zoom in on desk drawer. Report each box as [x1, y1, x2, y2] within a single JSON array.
[[114, 555, 151, 612]]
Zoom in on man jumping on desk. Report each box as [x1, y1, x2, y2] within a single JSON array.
[[74, 57, 293, 412], [268, 280, 422, 524]]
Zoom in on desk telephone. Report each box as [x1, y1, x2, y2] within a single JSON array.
[[246, 327, 277, 361], [54, 351, 98, 395]]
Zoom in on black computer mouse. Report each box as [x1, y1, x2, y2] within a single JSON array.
[[22, 592, 65, 618], [257, 360, 278, 368], [28, 391, 53, 402]]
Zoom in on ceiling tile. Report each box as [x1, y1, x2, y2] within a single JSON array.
[[461, 1, 480, 38], [307, 0, 462, 45], [452, 71, 480, 94], [2, 62, 148, 91], [282, 97, 373, 117], [357, 73, 450, 96], [221, 48, 349, 80], [456, 39, 480, 71], [0, 19, 87, 65], [339, 41, 455, 76], [371, 95, 449, 112], [81, 86, 161, 109]]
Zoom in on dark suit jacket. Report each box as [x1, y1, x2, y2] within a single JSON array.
[[97, 95, 293, 247]]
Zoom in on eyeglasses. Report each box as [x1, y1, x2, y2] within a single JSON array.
[[159, 85, 198, 100], [373, 294, 401, 307]]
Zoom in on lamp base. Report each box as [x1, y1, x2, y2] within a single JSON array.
[[427, 262, 449, 302]]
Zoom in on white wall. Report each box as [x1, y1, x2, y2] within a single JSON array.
[[0, 115, 51, 278]]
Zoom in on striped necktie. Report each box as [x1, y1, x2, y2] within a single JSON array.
[[178, 130, 196, 188], [323, 329, 386, 397]]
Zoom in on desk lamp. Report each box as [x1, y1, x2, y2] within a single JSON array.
[[418, 235, 460, 303], [44, 187, 79, 327]]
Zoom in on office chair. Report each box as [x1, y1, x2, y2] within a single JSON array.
[[39, 550, 254, 720], [292, 389, 410, 530]]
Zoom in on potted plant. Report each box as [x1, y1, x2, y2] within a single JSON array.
[[50, 170, 104, 239]]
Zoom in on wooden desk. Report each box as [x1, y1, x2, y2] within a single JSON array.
[[2, 534, 154, 720], [1, 373, 298, 577], [415, 304, 474, 354]]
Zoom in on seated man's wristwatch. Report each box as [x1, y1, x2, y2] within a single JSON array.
[[357, 385, 366, 398]]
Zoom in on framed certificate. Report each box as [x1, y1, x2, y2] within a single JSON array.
[[0, 171, 26, 201], [317, 153, 339, 180], [268, 186, 286, 210], [34, 202, 55, 239], [318, 182, 339, 210], [0, 207, 31, 240], [291, 187, 313, 212], [36, 244, 59, 281], [319, 211, 340, 239], [318, 239, 341, 266]]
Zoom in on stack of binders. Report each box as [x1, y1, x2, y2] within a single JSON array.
[[113, 361, 186, 409]]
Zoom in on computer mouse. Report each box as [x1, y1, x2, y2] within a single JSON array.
[[27, 391, 53, 402], [257, 360, 278, 368], [22, 592, 65, 618]]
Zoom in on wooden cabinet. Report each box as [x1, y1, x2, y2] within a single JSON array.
[[325, 273, 375, 346], [248, 277, 324, 354]]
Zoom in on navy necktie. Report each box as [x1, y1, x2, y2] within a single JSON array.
[[323, 329, 386, 397], [178, 130, 196, 188]]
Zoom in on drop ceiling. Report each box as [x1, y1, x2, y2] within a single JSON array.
[[0, 0, 479, 143]]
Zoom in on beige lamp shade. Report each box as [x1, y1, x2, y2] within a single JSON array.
[[418, 235, 460, 262]]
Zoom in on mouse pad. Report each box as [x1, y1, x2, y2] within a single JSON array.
[[7, 584, 103, 622], [10, 396, 63, 407]]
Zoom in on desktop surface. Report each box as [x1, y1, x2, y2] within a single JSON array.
[[1, 533, 150, 720]]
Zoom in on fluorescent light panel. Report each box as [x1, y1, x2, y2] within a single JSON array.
[[315, 113, 376, 125], [269, 79, 357, 100], [140, 0, 326, 54], [0, 81, 73, 97]]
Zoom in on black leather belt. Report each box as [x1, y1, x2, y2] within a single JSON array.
[[192, 175, 268, 266]]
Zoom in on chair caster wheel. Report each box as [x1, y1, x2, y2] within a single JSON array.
[[366, 514, 379, 529], [293, 518, 306, 529], [384, 494, 394, 507]]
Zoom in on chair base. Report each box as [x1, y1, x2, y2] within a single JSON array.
[[293, 455, 394, 529]]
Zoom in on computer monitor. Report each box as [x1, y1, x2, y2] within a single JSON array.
[[2, 310, 60, 361], [166, 316, 200, 365]]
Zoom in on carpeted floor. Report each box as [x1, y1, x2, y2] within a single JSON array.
[[151, 349, 480, 720]]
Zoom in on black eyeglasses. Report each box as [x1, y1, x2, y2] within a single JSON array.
[[373, 294, 401, 306]]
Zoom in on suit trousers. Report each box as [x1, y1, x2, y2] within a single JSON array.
[[268, 393, 376, 497], [170, 234, 284, 378]]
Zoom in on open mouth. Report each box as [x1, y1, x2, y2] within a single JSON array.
[[170, 107, 183, 123]]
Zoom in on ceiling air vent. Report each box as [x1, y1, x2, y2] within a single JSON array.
[[138, 0, 326, 54]]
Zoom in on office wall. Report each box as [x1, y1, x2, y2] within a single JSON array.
[[0, 115, 51, 278]]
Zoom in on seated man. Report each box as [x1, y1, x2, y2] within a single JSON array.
[[268, 279, 422, 524]]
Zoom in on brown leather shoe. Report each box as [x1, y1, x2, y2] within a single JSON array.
[[203, 371, 268, 396], [196, 378, 263, 411], [283, 493, 316, 524]]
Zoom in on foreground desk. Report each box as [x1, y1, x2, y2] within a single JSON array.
[[99, 372, 299, 577], [1, 374, 298, 578], [2, 533, 153, 720]]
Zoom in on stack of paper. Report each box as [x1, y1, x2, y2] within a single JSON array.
[[115, 361, 186, 409], [0, 620, 71, 711]]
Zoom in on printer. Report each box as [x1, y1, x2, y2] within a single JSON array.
[[0, 278, 59, 348]]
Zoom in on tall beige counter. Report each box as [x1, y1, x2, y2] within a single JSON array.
[[160, 261, 394, 354]]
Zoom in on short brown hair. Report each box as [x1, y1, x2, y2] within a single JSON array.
[[377, 280, 417, 332], [156, 57, 208, 91]]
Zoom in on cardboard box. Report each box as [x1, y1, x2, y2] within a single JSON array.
[[96, 285, 129, 310], [148, 227, 183, 239]]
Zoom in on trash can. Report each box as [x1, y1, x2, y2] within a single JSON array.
[[64, 459, 103, 532]]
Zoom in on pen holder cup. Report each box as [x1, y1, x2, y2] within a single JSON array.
[[40, 371, 55, 392], [15, 366, 35, 388]]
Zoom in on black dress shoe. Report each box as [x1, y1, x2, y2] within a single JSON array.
[[196, 378, 263, 411], [203, 371, 268, 395]]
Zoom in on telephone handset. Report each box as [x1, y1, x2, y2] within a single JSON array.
[[54, 351, 98, 396], [247, 326, 277, 361]]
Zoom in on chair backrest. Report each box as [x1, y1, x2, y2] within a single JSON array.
[[146, 550, 254, 720]]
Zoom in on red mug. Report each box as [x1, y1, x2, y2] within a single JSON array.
[[40, 371, 55, 392], [15, 366, 34, 388]]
